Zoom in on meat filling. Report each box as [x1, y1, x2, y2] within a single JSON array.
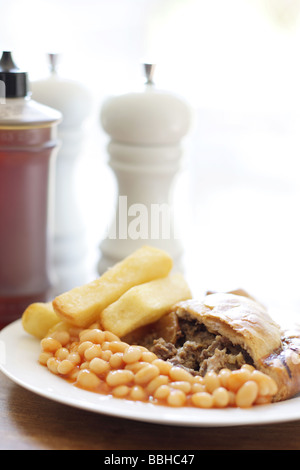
[[149, 313, 254, 376]]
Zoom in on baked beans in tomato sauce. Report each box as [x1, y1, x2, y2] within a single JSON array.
[[38, 323, 278, 409]]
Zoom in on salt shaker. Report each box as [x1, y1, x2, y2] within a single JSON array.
[[32, 53, 93, 292], [0, 51, 61, 328], [98, 64, 192, 273]]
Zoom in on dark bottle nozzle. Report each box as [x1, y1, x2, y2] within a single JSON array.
[[0, 51, 19, 71], [0, 51, 28, 98]]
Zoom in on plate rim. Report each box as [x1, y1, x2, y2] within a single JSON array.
[[1, 319, 300, 428]]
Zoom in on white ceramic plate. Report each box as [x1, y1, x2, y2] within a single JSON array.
[[1, 319, 300, 427]]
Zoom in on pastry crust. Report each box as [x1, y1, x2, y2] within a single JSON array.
[[175, 293, 282, 363], [174, 293, 300, 402], [257, 326, 300, 401]]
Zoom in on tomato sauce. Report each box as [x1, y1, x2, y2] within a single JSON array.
[[0, 126, 58, 328]]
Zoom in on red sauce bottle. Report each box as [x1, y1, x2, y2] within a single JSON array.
[[0, 52, 61, 328]]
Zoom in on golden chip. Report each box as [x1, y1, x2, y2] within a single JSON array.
[[100, 273, 192, 337], [52, 245, 173, 328], [22, 302, 60, 339]]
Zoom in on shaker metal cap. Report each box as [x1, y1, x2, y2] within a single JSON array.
[[144, 63, 156, 85]]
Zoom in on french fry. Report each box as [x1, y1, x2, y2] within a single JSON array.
[[47, 320, 81, 337], [52, 245, 173, 328], [100, 273, 192, 338], [22, 302, 60, 339]]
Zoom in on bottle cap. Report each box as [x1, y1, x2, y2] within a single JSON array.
[[0, 51, 28, 98]]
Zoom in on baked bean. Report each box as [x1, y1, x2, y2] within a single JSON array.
[[212, 387, 230, 408], [235, 380, 258, 408], [100, 350, 112, 361], [251, 370, 276, 396], [218, 368, 231, 388], [167, 389, 186, 407], [104, 331, 121, 342], [169, 366, 194, 384], [101, 341, 111, 351], [55, 347, 69, 361], [79, 329, 92, 339], [106, 369, 134, 387], [134, 364, 160, 385], [69, 368, 79, 381], [41, 337, 61, 353], [130, 385, 148, 401], [47, 357, 59, 374], [123, 346, 142, 364], [112, 385, 130, 398], [51, 330, 70, 347], [170, 381, 192, 394], [69, 342, 79, 354], [109, 352, 124, 369], [193, 375, 205, 385], [89, 322, 101, 329], [77, 369, 101, 389], [109, 341, 128, 353], [89, 357, 110, 375], [80, 361, 90, 370], [79, 329, 105, 344], [77, 341, 93, 357], [84, 344, 102, 361], [146, 375, 169, 395], [226, 368, 252, 393], [67, 352, 81, 365], [227, 391, 236, 407], [191, 382, 206, 394], [204, 371, 220, 393], [39, 351, 53, 366], [125, 362, 149, 373], [57, 359, 75, 375], [154, 384, 171, 400], [191, 392, 214, 409], [152, 358, 172, 375], [141, 351, 157, 363]]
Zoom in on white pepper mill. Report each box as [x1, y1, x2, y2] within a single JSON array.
[[32, 53, 93, 293], [98, 64, 192, 273]]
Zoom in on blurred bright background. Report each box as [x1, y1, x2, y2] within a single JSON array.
[[1, 0, 300, 314]]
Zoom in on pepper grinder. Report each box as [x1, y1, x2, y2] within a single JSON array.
[[32, 53, 93, 293], [98, 64, 192, 273]]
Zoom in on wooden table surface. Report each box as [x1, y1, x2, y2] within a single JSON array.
[[1, 369, 300, 450]]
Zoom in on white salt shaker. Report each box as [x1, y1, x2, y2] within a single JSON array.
[[98, 64, 192, 273], [32, 53, 93, 292]]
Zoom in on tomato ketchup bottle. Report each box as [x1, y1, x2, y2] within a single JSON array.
[[0, 51, 61, 328]]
